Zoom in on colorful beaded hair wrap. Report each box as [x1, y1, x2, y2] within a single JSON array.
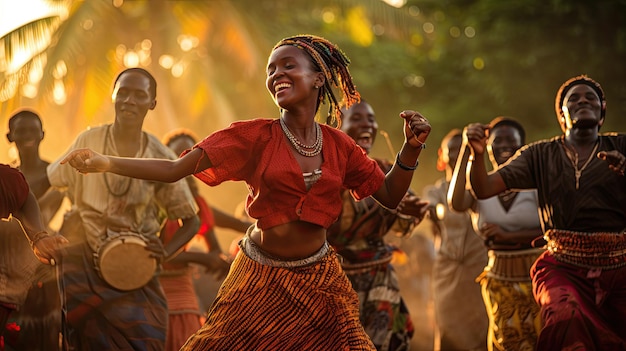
[[274, 35, 361, 126], [555, 75, 606, 132]]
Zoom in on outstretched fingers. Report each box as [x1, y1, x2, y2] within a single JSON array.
[[61, 148, 106, 173]]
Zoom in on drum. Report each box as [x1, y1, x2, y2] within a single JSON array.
[[486, 248, 544, 281], [94, 233, 157, 291]]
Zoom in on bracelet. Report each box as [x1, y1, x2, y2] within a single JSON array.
[[29, 230, 50, 249], [396, 153, 418, 171], [415, 138, 426, 149]]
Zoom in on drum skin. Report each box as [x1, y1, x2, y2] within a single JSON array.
[[97, 235, 157, 291]]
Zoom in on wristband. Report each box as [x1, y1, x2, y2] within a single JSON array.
[[396, 153, 418, 171], [29, 230, 50, 249]]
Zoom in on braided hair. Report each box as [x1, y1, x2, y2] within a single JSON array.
[[555, 75, 605, 132], [273, 35, 360, 127]]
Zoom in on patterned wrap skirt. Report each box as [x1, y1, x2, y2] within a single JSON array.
[[60, 242, 167, 351], [478, 248, 544, 351], [180, 235, 376, 350], [342, 255, 413, 351]]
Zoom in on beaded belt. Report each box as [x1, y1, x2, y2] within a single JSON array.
[[545, 229, 626, 269], [340, 255, 393, 274], [486, 248, 544, 281], [240, 234, 330, 268]]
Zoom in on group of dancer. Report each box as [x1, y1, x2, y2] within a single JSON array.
[[0, 33, 624, 351]]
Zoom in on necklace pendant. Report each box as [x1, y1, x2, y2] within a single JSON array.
[[575, 170, 581, 190]]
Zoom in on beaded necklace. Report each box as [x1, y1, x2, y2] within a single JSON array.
[[279, 118, 323, 157], [103, 125, 146, 197]]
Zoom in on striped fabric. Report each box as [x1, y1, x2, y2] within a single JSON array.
[[159, 268, 203, 351], [181, 245, 376, 350]]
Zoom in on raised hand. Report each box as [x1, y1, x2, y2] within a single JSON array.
[[464, 123, 490, 155], [61, 148, 110, 173], [597, 150, 626, 176], [400, 110, 431, 149]]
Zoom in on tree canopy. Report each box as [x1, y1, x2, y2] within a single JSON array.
[[1, 0, 625, 190]]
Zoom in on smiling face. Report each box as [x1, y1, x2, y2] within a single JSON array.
[[266, 45, 323, 112], [113, 71, 156, 128], [340, 101, 377, 154], [7, 113, 44, 153], [560, 84, 604, 131], [487, 125, 522, 166]]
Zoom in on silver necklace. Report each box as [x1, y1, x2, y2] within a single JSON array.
[[279, 118, 323, 157]]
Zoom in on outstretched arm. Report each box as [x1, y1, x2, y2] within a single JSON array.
[[62, 147, 209, 183], [447, 142, 476, 212], [372, 110, 431, 209], [465, 123, 507, 199]]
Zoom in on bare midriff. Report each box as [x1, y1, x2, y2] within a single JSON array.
[[250, 220, 327, 260]]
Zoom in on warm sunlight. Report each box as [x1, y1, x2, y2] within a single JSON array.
[[0, 0, 68, 38]]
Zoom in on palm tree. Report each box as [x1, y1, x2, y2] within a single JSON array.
[[1, 0, 431, 148]]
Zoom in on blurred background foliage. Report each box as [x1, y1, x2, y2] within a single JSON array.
[[1, 0, 625, 195]]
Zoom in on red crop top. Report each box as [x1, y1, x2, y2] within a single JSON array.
[[191, 119, 386, 230]]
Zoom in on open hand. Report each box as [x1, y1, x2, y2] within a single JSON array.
[[400, 110, 430, 149], [61, 148, 110, 173], [396, 194, 430, 222]]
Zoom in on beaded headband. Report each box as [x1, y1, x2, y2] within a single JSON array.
[[274, 35, 360, 126]]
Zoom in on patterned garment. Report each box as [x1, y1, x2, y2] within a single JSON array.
[[60, 242, 167, 351], [327, 159, 415, 351], [498, 134, 626, 349], [159, 270, 202, 351], [478, 250, 542, 351], [47, 124, 197, 350], [160, 193, 214, 351], [478, 273, 542, 351], [344, 264, 413, 351], [180, 244, 376, 351], [474, 192, 544, 351]]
